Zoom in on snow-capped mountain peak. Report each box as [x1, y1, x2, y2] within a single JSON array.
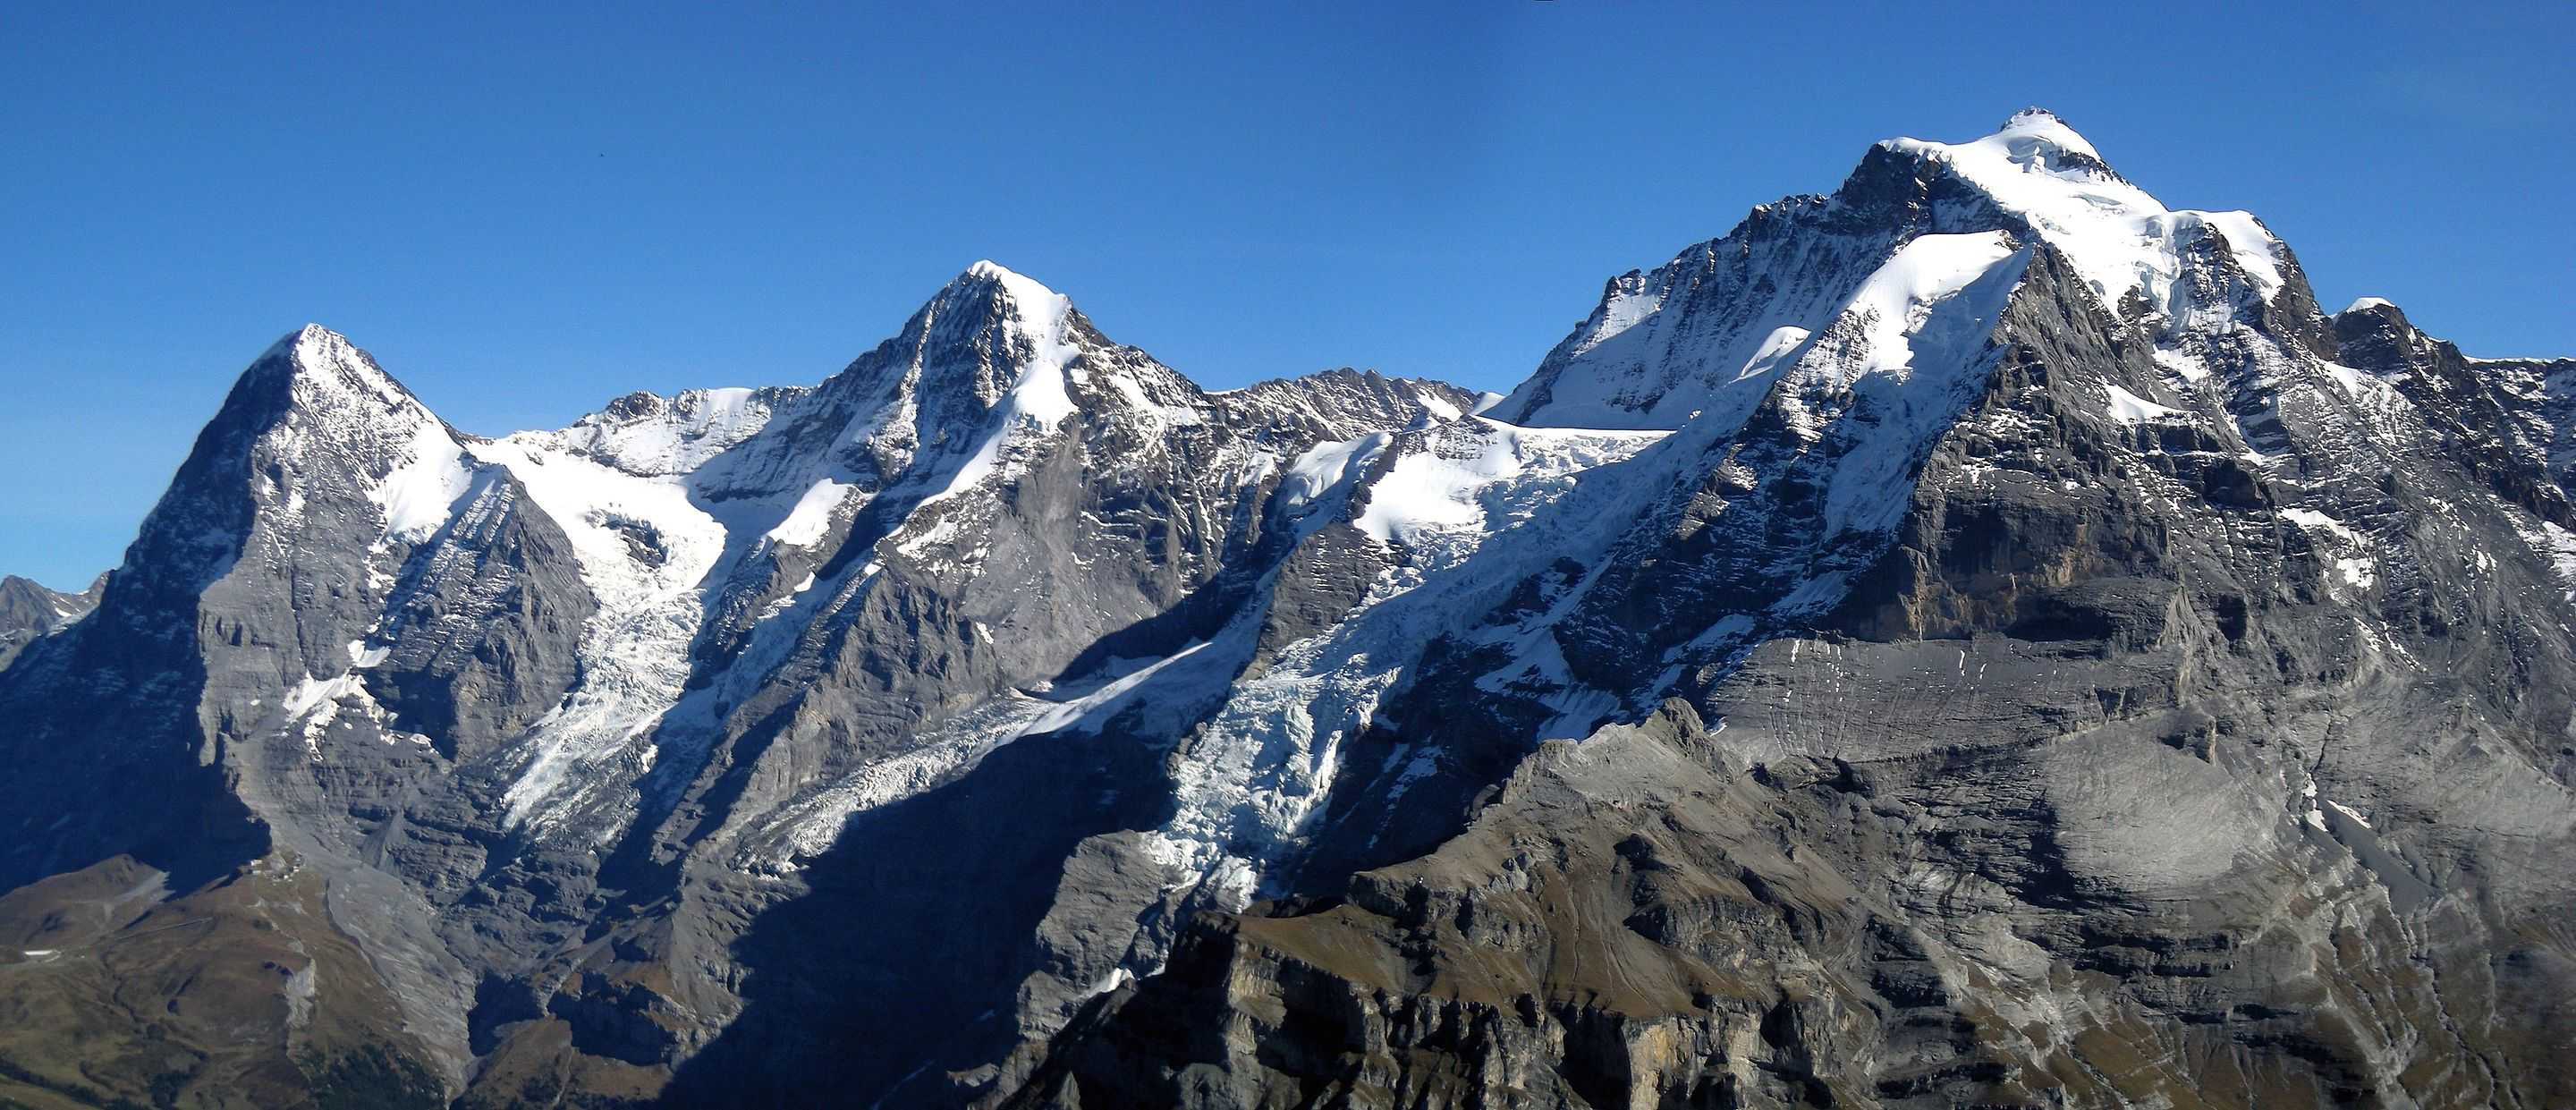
[[266, 320, 361, 364], [858, 260, 1099, 439], [234, 324, 480, 546], [259, 323, 424, 412], [1496, 111, 2306, 431], [944, 259, 1082, 422], [962, 258, 1066, 315], [1978, 106, 2112, 174], [1883, 111, 2286, 318]]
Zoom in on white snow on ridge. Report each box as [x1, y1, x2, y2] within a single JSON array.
[[1352, 442, 1500, 544], [1572, 278, 1669, 360], [1283, 433, 1392, 510], [1105, 370, 1205, 428], [2191, 209, 2286, 295], [1733, 326, 1812, 385], [1883, 111, 2285, 320], [975, 261, 1081, 427], [2343, 296, 2395, 315]]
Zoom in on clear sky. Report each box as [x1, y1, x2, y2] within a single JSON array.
[[3, 3, 2570, 590]]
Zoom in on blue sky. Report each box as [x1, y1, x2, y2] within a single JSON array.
[[3, 3, 2570, 589]]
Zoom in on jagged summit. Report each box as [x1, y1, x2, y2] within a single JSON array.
[[258, 321, 350, 360], [848, 259, 1094, 429], [1879, 112, 2284, 317], [238, 323, 456, 439], [251, 323, 422, 397], [1494, 109, 2302, 430], [938, 259, 1076, 343], [962, 258, 1055, 295], [157, 322, 481, 554], [250, 322, 386, 388]]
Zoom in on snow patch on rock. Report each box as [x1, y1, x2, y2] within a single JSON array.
[[2104, 382, 2185, 424], [766, 479, 853, 548]]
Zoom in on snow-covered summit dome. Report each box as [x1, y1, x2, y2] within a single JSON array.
[[1880, 110, 2286, 319], [1988, 106, 2106, 170]]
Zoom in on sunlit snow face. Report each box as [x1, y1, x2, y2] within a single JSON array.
[[1881, 111, 2284, 319]]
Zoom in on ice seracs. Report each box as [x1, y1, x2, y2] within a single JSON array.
[[555, 386, 785, 477], [477, 432, 731, 830]]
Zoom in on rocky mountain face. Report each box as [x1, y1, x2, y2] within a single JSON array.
[[0, 573, 98, 672], [3, 111, 2572, 1109]]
